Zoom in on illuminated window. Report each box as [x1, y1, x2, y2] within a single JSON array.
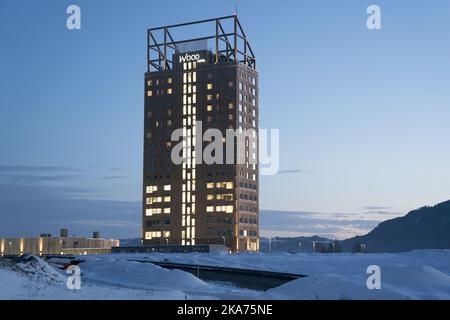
[[206, 206, 214, 212], [217, 194, 233, 201], [207, 105, 213, 112], [164, 185, 171, 191], [207, 194, 214, 200], [146, 186, 157, 193], [207, 94, 213, 101], [147, 80, 153, 86], [167, 88, 172, 94], [145, 231, 163, 239], [206, 182, 214, 189], [214, 205, 233, 213], [228, 103, 234, 109], [147, 90, 153, 97], [164, 196, 171, 202], [168, 78, 172, 84], [163, 208, 171, 214], [207, 83, 213, 90]]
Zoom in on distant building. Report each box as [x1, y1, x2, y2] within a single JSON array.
[[0, 229, 119, 256], [142, 16, 259, 252]]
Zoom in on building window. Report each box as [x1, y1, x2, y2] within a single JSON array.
[[207, 105, 213, 112], [147, 80, 153, 87], [206, 206, 214, 212], [207, 182, 215, 189], [217, 194, 233, 201], [164, 196, 171, 202], [207, 94, 213, 101], [147, 90, 153, 97], [228, 81, 234, 87], [168, 78, 172, 84], [167, 88, 173, 95], [164, 184, 171, 191], [207, 83, 213, 90]]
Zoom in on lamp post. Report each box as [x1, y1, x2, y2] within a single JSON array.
[[268, 235, 275, 254]]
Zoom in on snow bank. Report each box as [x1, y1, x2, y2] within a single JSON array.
[[1, 250, 449, 300], [261, 264, 450, 300], [79, 256, 211, 291]]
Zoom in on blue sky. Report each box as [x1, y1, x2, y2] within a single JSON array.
[[1, 0, 449, 239]]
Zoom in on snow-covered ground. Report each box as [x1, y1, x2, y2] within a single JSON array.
[[0, 250, 449, 300]]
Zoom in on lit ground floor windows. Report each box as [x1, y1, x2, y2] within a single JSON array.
[[145, 231, 170, 240]]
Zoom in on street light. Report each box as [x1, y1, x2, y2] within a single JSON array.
[[267, 235, 275, 254]]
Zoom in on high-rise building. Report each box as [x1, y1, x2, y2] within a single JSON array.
[[142, 16, 259, 252]]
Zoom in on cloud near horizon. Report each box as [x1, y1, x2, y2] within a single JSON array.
[[0, 165, 402, 240]]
